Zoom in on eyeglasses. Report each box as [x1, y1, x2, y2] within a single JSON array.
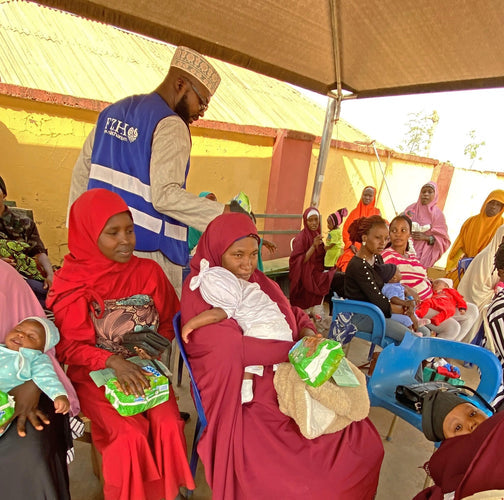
[[183, 78, 209, 112]]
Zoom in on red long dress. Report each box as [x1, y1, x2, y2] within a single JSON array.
[[182, 213, 384, 500], [48, 189, 194, 500]]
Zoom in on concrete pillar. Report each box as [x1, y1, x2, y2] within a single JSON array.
[[263, 129, 315, 258], [431, 162, 454, 210]]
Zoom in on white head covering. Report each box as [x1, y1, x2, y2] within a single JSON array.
[[171, 46, 221, 95], [24, 316, 60, 352], [435, 278, 453, 288]]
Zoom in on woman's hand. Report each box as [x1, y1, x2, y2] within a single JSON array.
[[350, 244, 358, 254], [43, 275, 53, 290], [299, 327, 322, 339], [106, 355, 152, 396], [304, 235, 324, 263], [1, 256, 16, 267], [1, 381, 49, 437], [262, 239, 277, 254], [404, 286, 421, 305], [411, 232, 430, 241], [133, 346, 155, 360], [313, 234, 324, 247], [391, 303, 406, 315], [402, 301, 415, 315], [36, 253, 54, 290]]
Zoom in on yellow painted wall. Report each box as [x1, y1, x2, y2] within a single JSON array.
[[188, 127, 273, 232], [305, 143, 435, 231], [0, 95, 96, 263], [0, 95, 273, 264]]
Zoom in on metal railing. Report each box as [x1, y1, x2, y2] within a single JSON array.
[[254, 213, 302, 235]]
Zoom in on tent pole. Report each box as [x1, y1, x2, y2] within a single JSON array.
[[371, 141, 398, 216], [311, 0, 342, 208], [310, 96, 339, 207]]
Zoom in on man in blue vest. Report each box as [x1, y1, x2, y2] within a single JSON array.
[[69, 46, 229, 295]]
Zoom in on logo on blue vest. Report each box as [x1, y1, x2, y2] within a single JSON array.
[[103, 117, 138, 143]]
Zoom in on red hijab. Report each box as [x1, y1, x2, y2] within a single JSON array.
[[336, 186, 381, 271], [47, 188, 143, 314], [353, 186, 380, 219]]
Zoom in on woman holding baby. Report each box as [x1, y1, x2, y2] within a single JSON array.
[[0, 259, 78, 499], [382, 214, 478, 341], [181, 212, 384, 500]]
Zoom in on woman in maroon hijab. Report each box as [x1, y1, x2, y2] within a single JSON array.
[[181, 212, 384, 500], [414, 411, 504, 499], [289, 207, 337, 309]]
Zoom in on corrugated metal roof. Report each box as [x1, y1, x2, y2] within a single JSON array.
[[0, 0, 373, 143]]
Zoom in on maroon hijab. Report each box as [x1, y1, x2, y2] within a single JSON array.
[[414, 411, 504, 499], [289, 207, 335, 309], [184, 212, 299, 331]]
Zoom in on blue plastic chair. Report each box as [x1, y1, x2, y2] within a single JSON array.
[[172, 311, 208, 489], [457, 257, 474, 281], [331, 297, 396, 360], [368, 331, 502, 439], [177, 260, 193, 386]]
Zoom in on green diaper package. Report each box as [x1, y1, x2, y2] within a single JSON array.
[[289, 337, 345, 387], [90, 357, 170, 417], [0, 390, 15, 429]]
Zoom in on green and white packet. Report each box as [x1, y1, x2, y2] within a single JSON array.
[[0, 390, 15, 432], [289, 337, 345, 387], [90, 357, 171, 417]]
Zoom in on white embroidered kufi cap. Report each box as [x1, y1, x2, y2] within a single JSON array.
[[171, 46, 221, 96]]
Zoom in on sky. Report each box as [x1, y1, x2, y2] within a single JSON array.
[[298, 87, 504, 172]]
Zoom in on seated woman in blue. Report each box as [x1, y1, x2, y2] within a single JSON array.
[[344, 215, 429, 342]]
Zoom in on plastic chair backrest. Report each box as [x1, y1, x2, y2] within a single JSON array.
[[172, 311, 207, 482], [173, 312, 207, 429], [331, 296, 394, 358], [457, 257, 474, 280], [368, 331, 502, 433]]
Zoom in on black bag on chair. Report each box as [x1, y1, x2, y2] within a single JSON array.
[[395, 382, 494, 414]]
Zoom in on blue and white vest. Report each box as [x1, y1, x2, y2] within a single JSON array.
[[88, 93, 189, 266]]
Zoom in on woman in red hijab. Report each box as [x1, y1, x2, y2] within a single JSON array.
[[181, 212, 384, 500], [47, 189, 194, 500], [337, 186, 381, 272], [404, 181, 451, 268], [289, 207, 338, 309]]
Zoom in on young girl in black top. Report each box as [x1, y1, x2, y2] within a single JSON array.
[[344, 215, 429, 342]]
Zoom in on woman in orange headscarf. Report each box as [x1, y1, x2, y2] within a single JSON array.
[[445, 189, 504, 287], [336, 186, 381, 271]]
